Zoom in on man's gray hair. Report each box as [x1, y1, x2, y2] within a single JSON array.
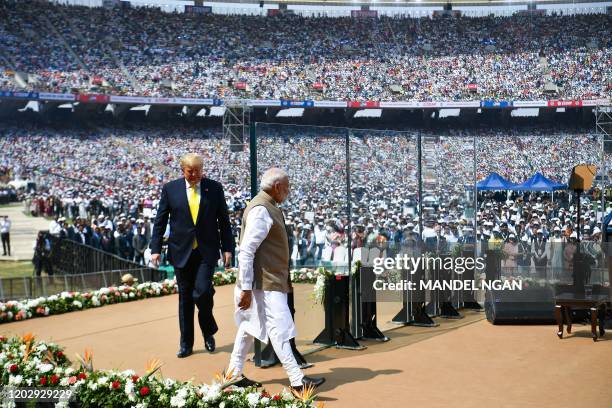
[[260, 168, 288, 191]]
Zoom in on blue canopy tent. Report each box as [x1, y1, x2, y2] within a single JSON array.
[[510, 172, 567, 192], [476, 172, 516, 190]]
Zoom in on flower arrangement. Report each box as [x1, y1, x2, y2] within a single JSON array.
[[290, 268, 321, 284], [310, 267, 335, 305], [0, 334, 320, 408], [0, 268, 330, 325], [0, 280, 178, 324]]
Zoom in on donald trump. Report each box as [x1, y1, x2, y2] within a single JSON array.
[[227, 168, 325, 391], [150, 153, 234, 358]]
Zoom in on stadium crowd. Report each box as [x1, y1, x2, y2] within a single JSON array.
[[0, 0, 610, 101], [1, 123, 610, 276]]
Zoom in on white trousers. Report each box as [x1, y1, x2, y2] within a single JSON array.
[[228, 290, 304, 387]]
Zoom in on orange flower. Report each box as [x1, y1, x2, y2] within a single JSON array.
[[143, 358, 163, 379], [75, 349, 94, 372], [291, 383, 318, 403]]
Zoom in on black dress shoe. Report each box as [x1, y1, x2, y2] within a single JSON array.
[[291, 375, 326, 392], [204, 335, 215, 352], [176, 348, 193, 358], [233, 376, 262, 388]]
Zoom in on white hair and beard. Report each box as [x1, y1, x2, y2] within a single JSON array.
[[260, 168, 288, 191]]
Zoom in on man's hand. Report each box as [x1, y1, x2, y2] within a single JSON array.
[[151, 253, 161, 267], [223, 251, 232, 268], [238, 290, 252, 310]]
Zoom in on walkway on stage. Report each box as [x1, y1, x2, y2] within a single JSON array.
[[4, 284, 611, 407]]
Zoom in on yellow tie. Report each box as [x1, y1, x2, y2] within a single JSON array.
[[188, 185, 199, 249]]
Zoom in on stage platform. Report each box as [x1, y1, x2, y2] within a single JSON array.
[[3, 284, 612, 407]]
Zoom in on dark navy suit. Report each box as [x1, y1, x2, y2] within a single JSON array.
[[150, 177, 234, 350]]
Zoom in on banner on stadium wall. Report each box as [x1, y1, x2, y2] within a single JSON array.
[[77, 94, 110, 103], [419, 101, 442, 108], [380, 102, 420, 108], [547, 100, 583, 108], [513, 100, 547, 107], [248, 100, 281, 107], [0, 91, 39, 99], [38, 92, 75, 102], [348, 101, 380, 108], [582, 99, 612, 107], [439, 101, 480, 108], [150, 97, 213, 105], [280, 100, 314, 107], [110, 95, 152, 104], [184, 5, 212, 14], [480, 100, 513, 108], [351, 10, 378, 18], [109, 95, 216, 106], [313, 100, 347, 108]]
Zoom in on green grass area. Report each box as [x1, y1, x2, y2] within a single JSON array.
[[0, 261, 34, 278]]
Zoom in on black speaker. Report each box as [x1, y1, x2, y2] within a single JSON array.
[[444, 2, 452, 11], [485, 288, 556, 324], [259, 0, 264, 7]]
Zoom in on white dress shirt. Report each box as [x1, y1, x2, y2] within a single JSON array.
[[0, 219, 10, 234], [237, 206, 273, 290], [234, 205, 296, 344], [185, 179, 201, 203]]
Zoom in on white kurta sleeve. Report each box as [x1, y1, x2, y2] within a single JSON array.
[[237, 206, 273, 290]]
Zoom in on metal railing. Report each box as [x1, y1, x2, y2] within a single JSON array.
[[0, 268, 166, 302], [44, 232, 155, 275]]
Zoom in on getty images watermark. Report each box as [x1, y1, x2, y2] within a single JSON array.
[[370, 254, 523, 292]]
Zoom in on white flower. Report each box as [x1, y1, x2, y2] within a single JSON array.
[[129, 292, 135, 298], [72, 301, 83, 309], [261, 397, 270, 405], [9, 375, 23, 386], [281, 388, 295, 400], [247, 392, 260, 407], [170, 395, 186, 407], [47, 295, 58, 302], [39, 363, 54, 373], [176, 387, 189, 399], [97, 376, 108, 385], [92, 296, 100, 307], [200, 383, 221, 403], [125, 381, 136, 401]]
